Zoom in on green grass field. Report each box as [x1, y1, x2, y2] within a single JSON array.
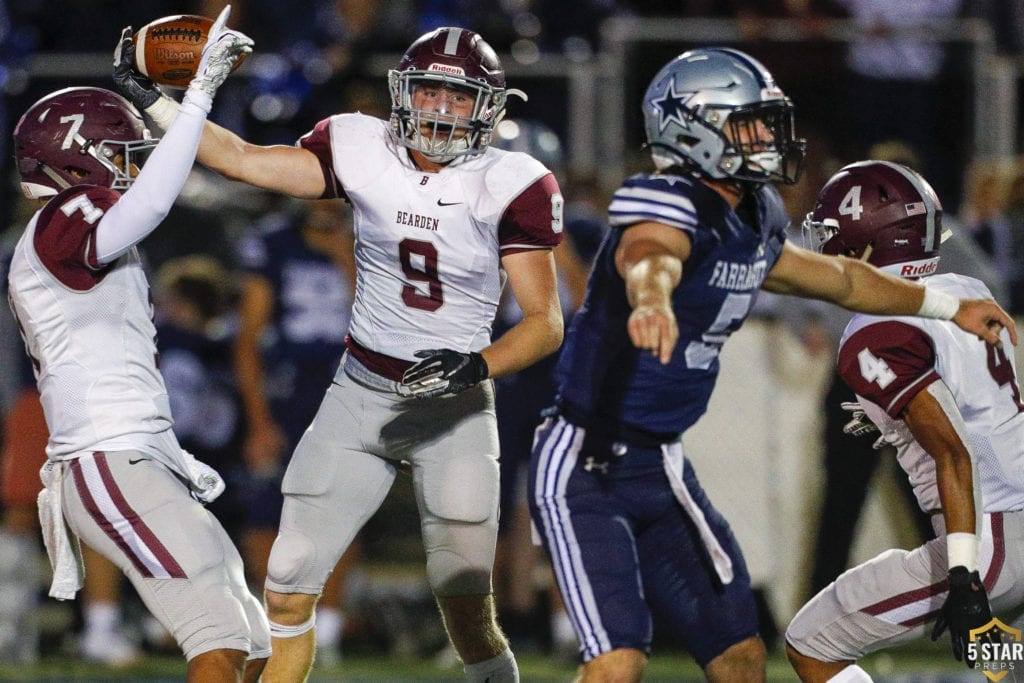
[[0, 642, 1007, 682]]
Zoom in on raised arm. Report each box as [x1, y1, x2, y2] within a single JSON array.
[[764, 241, 1017, 347], [97, 6, 251, 262], [195, 121, 327, 199], [112, 12, 325, 200]]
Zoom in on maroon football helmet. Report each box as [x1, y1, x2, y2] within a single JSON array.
[[389, 27, 513, 162], [13, 86, 156, 199], [803, 160, 947, 278]]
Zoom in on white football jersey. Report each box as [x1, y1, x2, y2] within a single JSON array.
[[838, 273, 1024, 514], [298, 114, 562, 365], [7, 186, 178, 461]]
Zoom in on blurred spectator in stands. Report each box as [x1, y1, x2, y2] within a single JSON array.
[[999, 162, 1024, 312], [964, 0, 1024, 56], [234, 197, 359, 665], [959, 158, 1016, 288], [833, 0, 964, 205], [0, 246, 42, 665], [228, 0, 412, 144], [136, 170, 243, 272], [155, 255, 246, 539]]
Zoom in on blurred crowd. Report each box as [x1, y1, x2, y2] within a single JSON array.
[[2, 0, 1024, 669]]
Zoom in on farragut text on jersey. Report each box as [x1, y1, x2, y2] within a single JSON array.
[[708, 259, 768, 291], [396, 210, 439, 231]]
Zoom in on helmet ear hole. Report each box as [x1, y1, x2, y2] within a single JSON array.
[[63, 165, 90, 179], [877, 185, 890, 202]]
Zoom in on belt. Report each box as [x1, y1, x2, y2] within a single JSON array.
[[342, 351, 415, 397], [557, 402, 679, 450]]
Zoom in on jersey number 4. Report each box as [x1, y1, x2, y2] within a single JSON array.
[[858, 344, 1024, 413], [987, 344, 1024, 412]]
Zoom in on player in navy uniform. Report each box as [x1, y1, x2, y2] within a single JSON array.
[[528, 47, 1017, 682]]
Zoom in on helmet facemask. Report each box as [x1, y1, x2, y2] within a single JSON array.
[[96, 136, 158, 191], [801, 213, 840, 255], [721, 102, 804, 184], [389, 70, 507, 163]]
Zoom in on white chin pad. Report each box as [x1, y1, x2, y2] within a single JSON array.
[[746, 151, 781, 175]]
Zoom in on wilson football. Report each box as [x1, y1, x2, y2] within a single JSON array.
[[134, 14, 245, 89]]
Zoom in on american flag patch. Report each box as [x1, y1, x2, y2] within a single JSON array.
[[905, 202, 926, 216]]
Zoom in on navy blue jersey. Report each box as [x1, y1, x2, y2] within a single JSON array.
[[556, 173, 789, 438], [236, 218, 353, 445]]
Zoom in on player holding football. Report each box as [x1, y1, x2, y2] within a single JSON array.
[[785, 160, 1024, 682], [8, 7, 267, 682], [527, 48, 1017, 682], [114, 25, 563, 683]]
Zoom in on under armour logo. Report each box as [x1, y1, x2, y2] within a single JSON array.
[[584, 457, 609, 474]]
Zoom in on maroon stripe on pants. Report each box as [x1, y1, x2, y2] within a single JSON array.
[[70, 453, 185, 578]]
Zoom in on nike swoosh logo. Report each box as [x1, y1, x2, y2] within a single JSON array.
[[128, 458, 148, 465], [436, 199, 461, 206]]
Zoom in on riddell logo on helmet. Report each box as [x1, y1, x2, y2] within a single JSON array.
[[900, 261, 938, 277], [428, 63, 466, 76]]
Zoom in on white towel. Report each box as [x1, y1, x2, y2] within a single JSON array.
[[37, 461, 85, 600], [661, 442, 734, 585]]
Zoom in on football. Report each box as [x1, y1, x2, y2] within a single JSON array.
[[134, 14, 245, 89]]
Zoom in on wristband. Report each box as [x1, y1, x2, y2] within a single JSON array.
[[182, 88, 213, 115], [918, 287, 960, 320], [946, 532, 979, 572], [144, 95, 181, 133]]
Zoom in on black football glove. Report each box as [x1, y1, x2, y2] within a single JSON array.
[[931, 566, 996, 668], [401, 349, 488, 398], [112, 26, 163, 110]]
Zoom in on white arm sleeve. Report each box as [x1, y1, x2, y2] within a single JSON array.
[[92, 90, 212, 264]]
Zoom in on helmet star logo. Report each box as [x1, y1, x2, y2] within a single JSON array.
[[652, 81, 693, 133]]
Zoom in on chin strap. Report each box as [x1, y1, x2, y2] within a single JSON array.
[[39, 165, 72, 193]]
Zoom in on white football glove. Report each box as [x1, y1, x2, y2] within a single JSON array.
[[181, 450, 226, 504], [187, 5, 253, 101]]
